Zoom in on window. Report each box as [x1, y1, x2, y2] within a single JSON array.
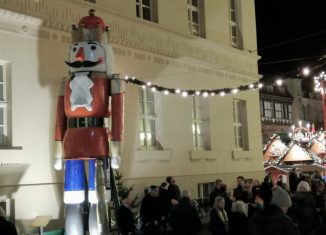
[[274, 103, 282, 119], [136, 0, 158, 22], [283, 103, 292, 120], [187, 0, 205, 37], [139, 87, 157, 148], [263, 101, 273, 118], [229, 0, 242, 49], [0, 64, 8, 146], [192, 96, 210, 150], [278, 87, 285, 93], [288, 105, 292, 119], [233, 99, 248, 149], [197, 182, 214, 199], [260, 99, 292, 121]]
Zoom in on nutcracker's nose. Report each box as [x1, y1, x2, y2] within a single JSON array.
[[75, 47, 84, 62]]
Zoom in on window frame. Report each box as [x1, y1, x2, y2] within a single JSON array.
[[0, 63, 8, 146], [139, 87, 157, 149], [288, 104, 292, 119], [192, 96, 210, 150], [228, 0, 242, 49], [263, 100, 273, 118], [233, 99, 248, 150], [136, 0, 157, 22], [187, 0, 205, 38], [187, 0, 200, 36], [261, 99, 292, 121], [274, 102, 283, 119], [197, 182, 214, 199]]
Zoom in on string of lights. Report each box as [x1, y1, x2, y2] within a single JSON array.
[[122, 75, 262, 97]]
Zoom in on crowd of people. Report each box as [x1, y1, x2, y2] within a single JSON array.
[[116, 171, 326, 235]]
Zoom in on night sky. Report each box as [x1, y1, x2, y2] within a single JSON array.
[[254, 1, 326, 79]]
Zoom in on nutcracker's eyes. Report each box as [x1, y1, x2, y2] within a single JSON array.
[[72, 47, 77, 52], [91, 45, 96, 50]]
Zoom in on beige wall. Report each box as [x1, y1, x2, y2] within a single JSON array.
[[0, 0, 262, 233]]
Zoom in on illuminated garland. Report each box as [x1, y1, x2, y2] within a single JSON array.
[[118, 64, 323, 98], [314, 71, 326, 94], [122, 75, 263, 97]]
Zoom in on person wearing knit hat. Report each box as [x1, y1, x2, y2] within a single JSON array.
[[296, 180, 311, 192], [271, 186, 292, 213], [248, 186, 300, 235], [287, 180, 319, 235]]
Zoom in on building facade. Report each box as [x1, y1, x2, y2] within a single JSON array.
[[260, 78, 324, 145], [259, 83, 293, 144], [285, 78, 324, 129], [0, 0, 262, 232]]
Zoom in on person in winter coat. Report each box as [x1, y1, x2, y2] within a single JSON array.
[[258, 173, 273, 206], [166, 176, 181, 204], [169, 190, 202, 235], [116, 192, 136, 235], [209, 196, 229, 235], [233, 176, 245, 201], [287, 180, 320, 235], [209, 179, 224, 208], [159, 182, 170, 233], [140, 185, 163, 235], [228, 200, 249, 235], [248, 186, 300, 235]]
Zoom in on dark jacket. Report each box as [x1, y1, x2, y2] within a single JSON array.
[[169, 197, 202, 235], [0, 217, 18, 235], [233, 186, 244, 201], [209, 209, 228, 235], [289, 172, 298, 194], [159, 187, 171, 216], [248, 204, 300, 235], [209, 188, 224, 208], [168, 184, 181, 202], [140, 195, 162, 224], [229, 212, 249, 235], [288, 191, 320, 235], [116, 205, 135, 235], [258, 181, 273, 206]]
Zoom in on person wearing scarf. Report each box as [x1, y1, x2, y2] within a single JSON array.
[[209, 196, 229, 235]]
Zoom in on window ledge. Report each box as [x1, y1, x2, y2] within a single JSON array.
[[190, 150, 216, 160], [232, 150, 253, 160], [135, 149, 172, 162], [0, 146, 23, 150]]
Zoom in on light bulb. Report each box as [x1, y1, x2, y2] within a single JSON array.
[[276, 79, 283, 86], [302, 67, 310, 76]]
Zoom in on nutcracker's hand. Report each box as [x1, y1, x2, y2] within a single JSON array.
[[111, 141, 121, 169], [54, 141, 63, 170]]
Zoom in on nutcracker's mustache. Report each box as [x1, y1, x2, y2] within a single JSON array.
[[65, 60, 100, 68]]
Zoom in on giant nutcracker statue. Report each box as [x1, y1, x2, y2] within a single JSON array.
[[54, 9, 124, 235]]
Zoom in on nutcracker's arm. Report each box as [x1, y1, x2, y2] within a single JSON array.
[[110, 74, 125, 169], [54, 78, 67, 170]]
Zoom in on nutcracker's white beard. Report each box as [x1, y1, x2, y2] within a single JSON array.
[[70, 72, 94, 111]]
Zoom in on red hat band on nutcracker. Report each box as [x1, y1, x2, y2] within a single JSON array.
[[71, 9, 109, 43]]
